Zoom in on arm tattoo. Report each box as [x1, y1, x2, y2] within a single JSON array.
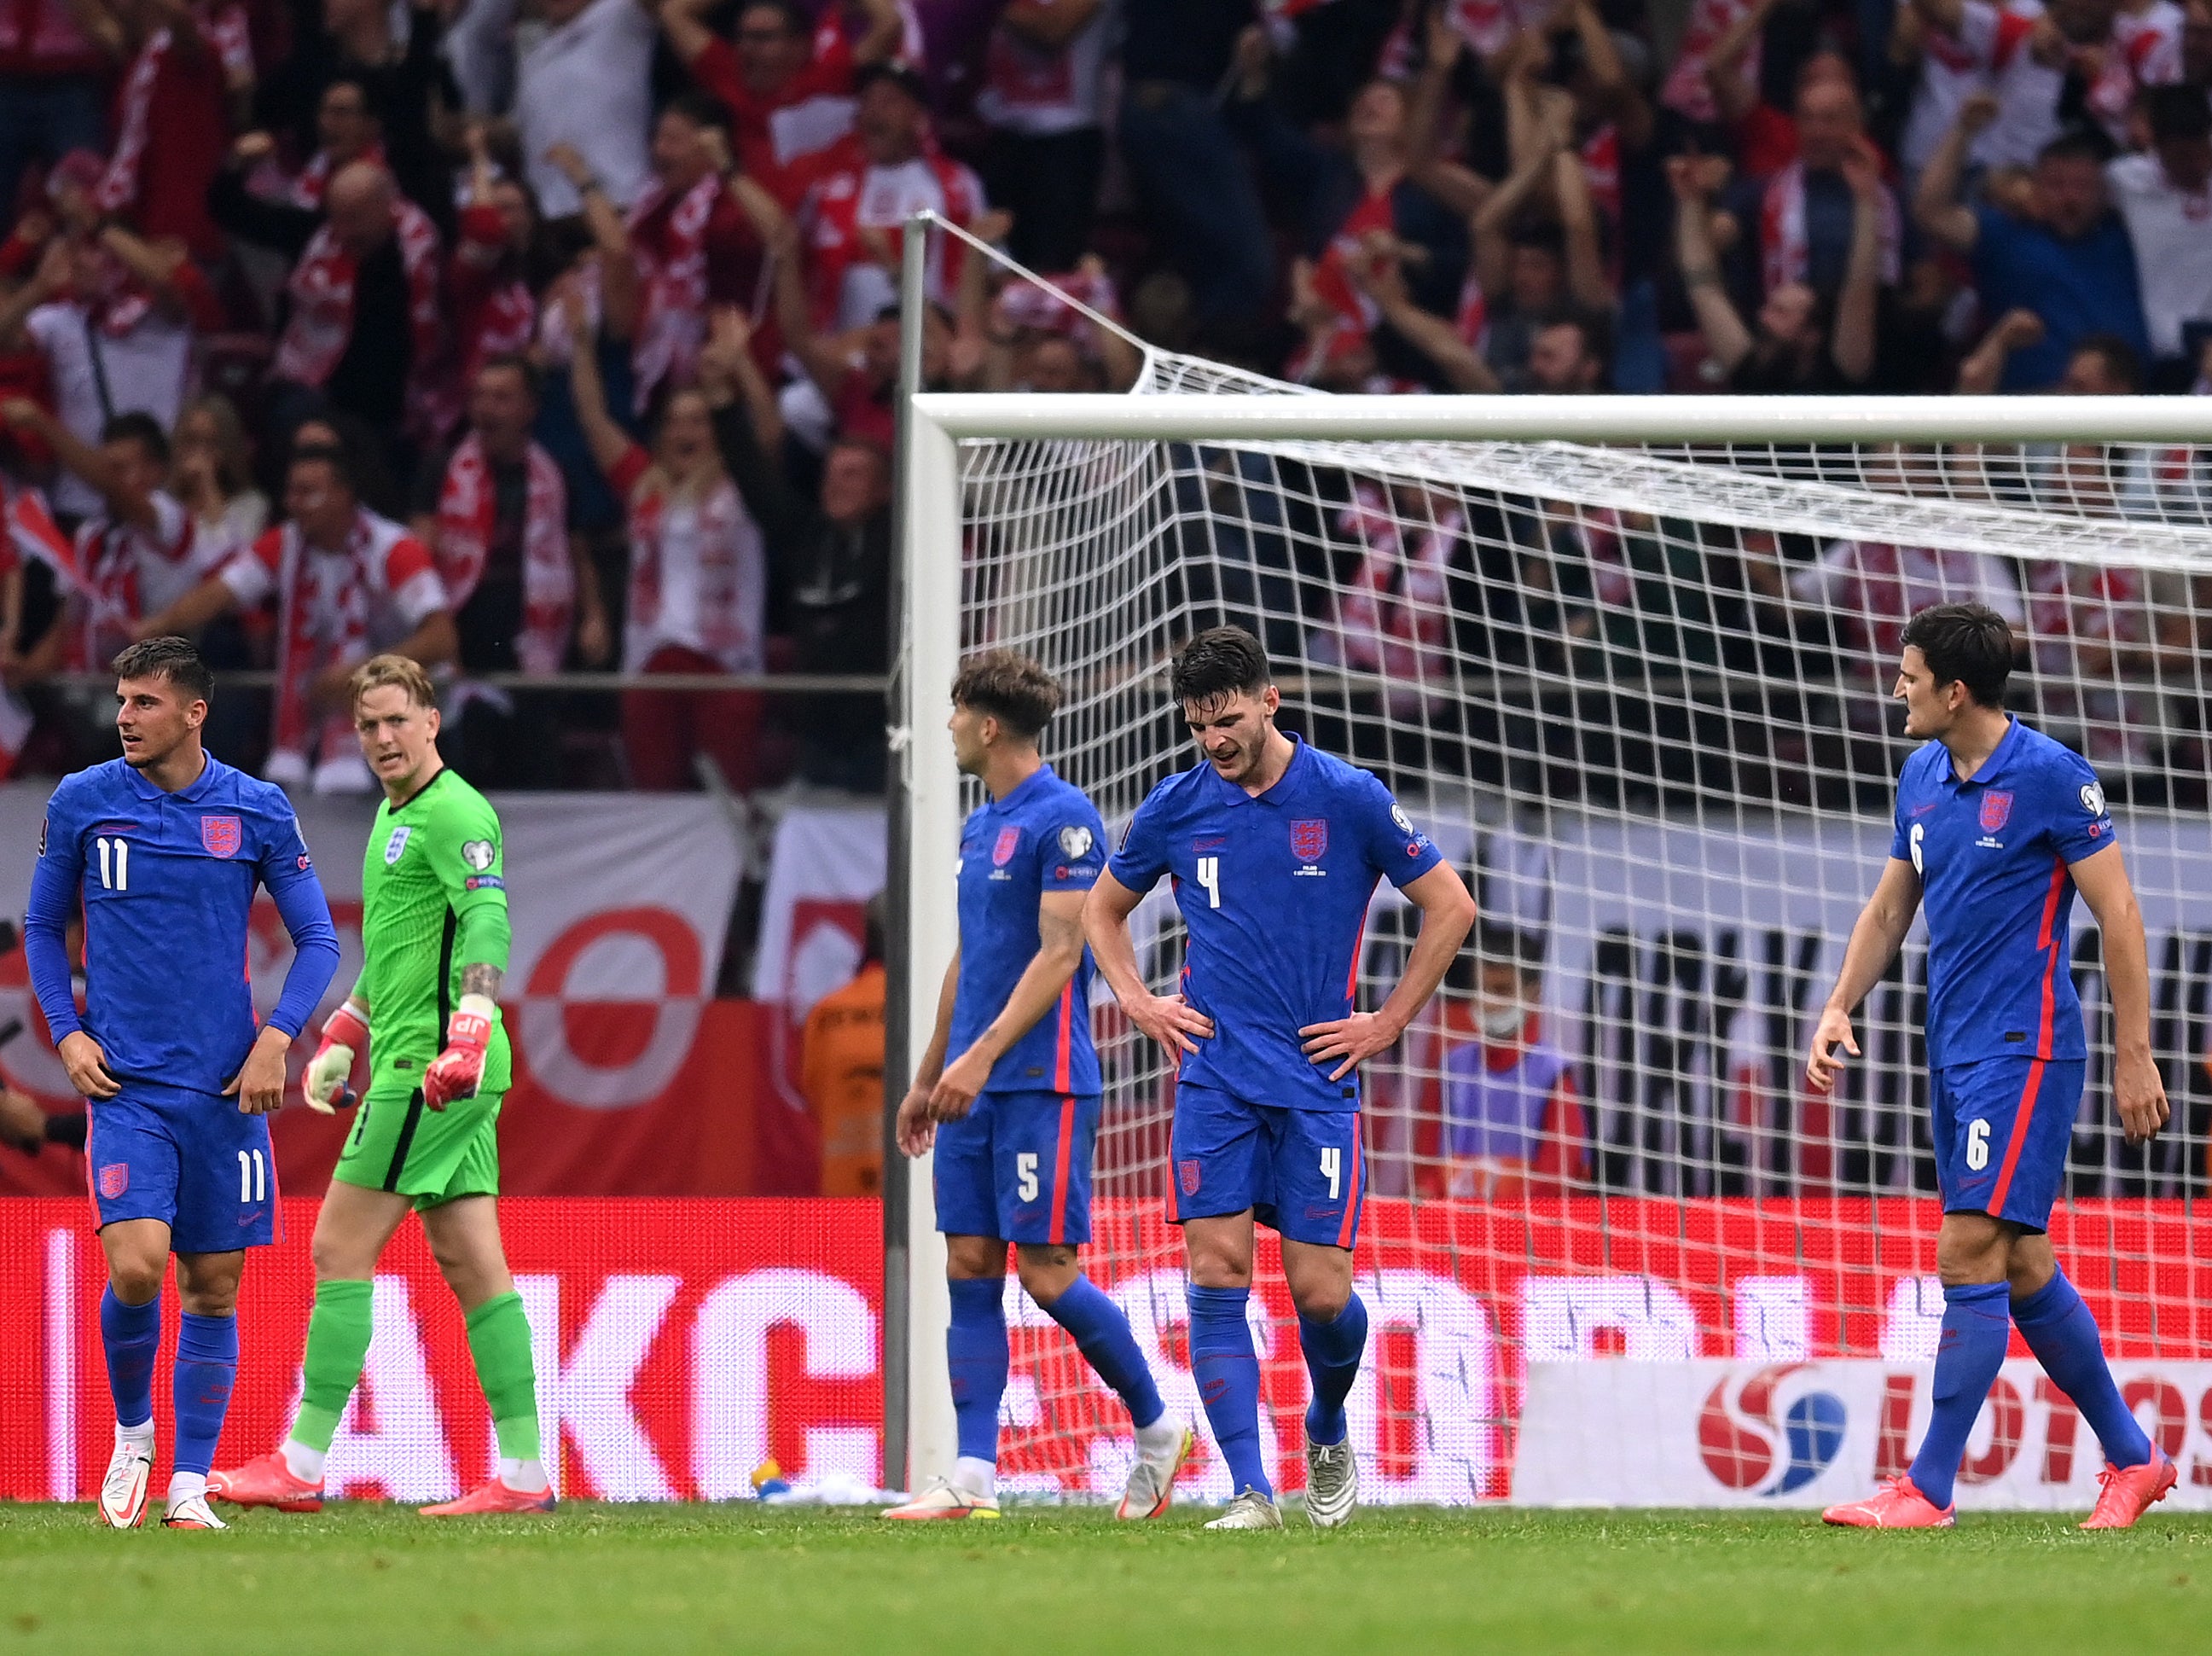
[[461, 962, 504, 1003]]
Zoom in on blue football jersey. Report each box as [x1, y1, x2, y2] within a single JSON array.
[[1108, 735, 1443, 1111], [26, 755, 340, 1094], [1890, 718, 2116, 1068], [949, 763, 1108, 1096]]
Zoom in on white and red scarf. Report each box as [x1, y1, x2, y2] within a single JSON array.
[[1332, 483, 1461, 713], [1661, 0, 1761, 123], [449, 204, 537, 381], [95, 3, 251, 218], [624, 470, 763, 674], [1759, 160, 1901, 295], [265, 511, 409, 768], [273, 198, 453, 441], [802, 141, 982, 328], [66, 509, 200, 670], [436, 435, 573, 673], [626, 171, 723, 416]]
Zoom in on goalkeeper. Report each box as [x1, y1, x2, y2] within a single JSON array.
[[212, 654, 549, 1516]]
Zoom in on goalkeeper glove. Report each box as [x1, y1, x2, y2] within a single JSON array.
[[303, 1002, 368, 1114], [423, 994, 496, 1112]]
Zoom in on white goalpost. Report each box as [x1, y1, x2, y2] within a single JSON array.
[[890, 299, 2212, 1505]]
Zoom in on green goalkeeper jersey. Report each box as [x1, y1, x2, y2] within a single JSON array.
[[358, 768, 513, 1097]]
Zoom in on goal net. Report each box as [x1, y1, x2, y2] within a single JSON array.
[[897, 252, 2212, 1509]]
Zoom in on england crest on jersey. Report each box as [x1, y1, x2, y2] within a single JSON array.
[[200, 814, 241, 858], [384, 824, 412, 865], [1980, 792, 2013, 834], [992, 827, 1021, 866], [1291, 819, 1329, 862]]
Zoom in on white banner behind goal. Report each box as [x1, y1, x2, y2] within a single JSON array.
[[893, 276, 2212, 1503]]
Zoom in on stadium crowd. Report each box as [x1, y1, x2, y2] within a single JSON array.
[[0, 0, 2205, 795]]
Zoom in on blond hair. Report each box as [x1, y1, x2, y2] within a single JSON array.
[[349, 654, 438, 713]]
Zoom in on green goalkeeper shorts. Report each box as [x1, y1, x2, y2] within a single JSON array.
[[332, 1084, 504, 1211]]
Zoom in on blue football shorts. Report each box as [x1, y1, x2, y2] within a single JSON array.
[[1930, 1055, 2085, 1231], [1169, 1081, 1365, 1249], [86, 1079, 276, 1253], [933, 1089, 1100, 1246]]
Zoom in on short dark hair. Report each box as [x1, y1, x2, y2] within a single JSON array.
[[475, 352, 542, 403], [663, 90, 730, 133], [2038, 125, 2113, 167], [1477, 922, 1547, 984], [2071, 331, 2144, 391], [1542, 306, 1614, 371], [2147, 84, 2212, 144], [1170, 625, 1271, 707], [738, 0, 808, 33], [1900, 602, 2013, 707], [288, 445, 358, 496], [100, 410, 169, 468], [856, 60, 932, 107], [951, 648, 1060, 741], [112, 636, 213, 702]]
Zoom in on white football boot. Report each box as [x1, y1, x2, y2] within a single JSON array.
[[1204, 1490, 1284, 1531], [1303, 1433, 1358, 1529]]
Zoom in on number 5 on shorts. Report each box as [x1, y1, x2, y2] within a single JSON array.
[[1320, 1146, 1342, 1200], [1017, 1153, 1040, 1203]]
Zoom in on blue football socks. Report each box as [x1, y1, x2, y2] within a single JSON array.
[[1187, 1282, 1271, 1499], [945, 1277, 1009, 1467], [1298, 1293, 1369, 1448], [1043, 1275, 1165, 1431], [101, 1286, 160, 1431], [171, 1311, 239, 1477], [1908, 1280, 2012, 1509], [2013, 1272, 2152, 1470]]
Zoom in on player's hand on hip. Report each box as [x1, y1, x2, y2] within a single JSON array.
[[1804, 1005, 1858, 1094], [929, 1045, 992, 1122], [423, 996, 496, 1112], [302, 1002, 368, 1114], [1300, 1011, 1401, 1082], [224, 1025, 293, 1114], [1129, 991, 1212, 1057], [56, 1031, 120, 1101], [2115, 1047, 2170, 1145], [894, 1084, 937, 1157]]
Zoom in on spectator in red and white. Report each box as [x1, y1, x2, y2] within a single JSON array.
[[1445, 74, 1611, 392], [515, 0, 657, 219], [250, 0, 458, 224], [973, 258, 1143, 393], [1893, 0, 2064, 180], [211, 155, 451, 462], [446, 122, 545, 386], [409, 354, 607, 785], [798, 61, 984, 333], [245, 76, 385, 212], [136, 445, 457, 791], [170, 392, 267, 553], [2096, 0, 2188, 140], [1315, 479, 1470, 720], [973, 0, 1112, 274], [564, 292, 768, 793], [1494, 1, 1655, 248], [617, 96, 775, 417], [1663, 0, 1763, 126], [414, 353, 606, 679], [1670, 148, 1881, 390], [1916, 96, 2150, 387], [1230, 26, 1467, 388], [662, 0, 902, 207], [1710, 49, 1902, 303], [92, 0, 254, 262], [0, 216, 221, 522], [0, 400, 229, 682], [0, 0, 115, 217], [2107, 84, 2212, 386]]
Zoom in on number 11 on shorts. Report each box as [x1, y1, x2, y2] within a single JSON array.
[[1320, 1146, 1341, 1200], [237, 1148, 266, 1202]]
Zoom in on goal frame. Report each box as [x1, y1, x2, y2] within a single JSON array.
[[885, 386, 2212, 1493]]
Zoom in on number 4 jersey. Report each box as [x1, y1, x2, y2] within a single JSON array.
[[1108, 735, 1443, 1112], [359, 769, 513, 1098]]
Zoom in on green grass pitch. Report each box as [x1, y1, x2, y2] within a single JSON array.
[[2, 1503, 2207, 1654]]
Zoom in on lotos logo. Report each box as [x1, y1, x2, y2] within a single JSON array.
[[1698, 1364, 1847, 1495], [1979, 791, 2013, 834]]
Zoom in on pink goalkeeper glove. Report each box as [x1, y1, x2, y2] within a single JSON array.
[[422, 994, 496, 1112], [303, 1002, 369, 1114]]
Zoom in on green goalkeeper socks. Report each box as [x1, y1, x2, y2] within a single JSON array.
[[293, 1279, 374, 1454], [465, 1291, 542, 1462]]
